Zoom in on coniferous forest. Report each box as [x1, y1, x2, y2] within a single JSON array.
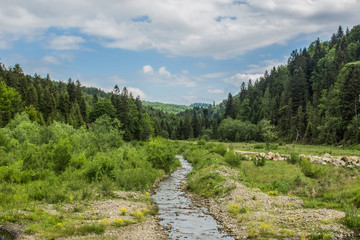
[[1, 25, 360, 145]]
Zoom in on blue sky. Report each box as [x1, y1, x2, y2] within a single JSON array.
[[0, 0, 359, 105]]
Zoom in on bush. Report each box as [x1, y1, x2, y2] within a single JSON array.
[[210, 144, 227, 156], [114, 168, 164, 191], [272, 179, 291, 194], [187, 169, 227, 198], [253, 156, 266, 167], [224, 152, 243, 167], [51, 138, 72, 173], [146, 138, 177, 173], [300, 159, 324, 179], [287, 152, 302, 164], [83, 152, 119, 182]]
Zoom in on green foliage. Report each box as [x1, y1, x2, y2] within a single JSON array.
[[287, 152, 302, 164], [115, 168, 164, 191], [146, 138, 177, 173], [210, 144, 227, 156], [307, 231, 335, 240], [92, 115, 123, 151], [344, 207, 360, 230], [0, 80, 22, 126], [253, 156, 266, 167], [300, 159, 324, 179], [142, 101, 191, 114], [259, 119, 277, 151], [224, 151, 243, 167], [187, 169, 229, 198], [51, 138, 72, 173], [218, 118, 259, 142], [254, 143, 266, 149]]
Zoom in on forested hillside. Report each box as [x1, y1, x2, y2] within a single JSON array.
[[142, 101, 191, 115], [1, 25, 360, 145], [157, 25, 360, 145], [221, 25, 360, 144]]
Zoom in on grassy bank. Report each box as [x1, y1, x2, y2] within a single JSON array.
[[191, 141, 360, 157], [179, 141, 360, 238]]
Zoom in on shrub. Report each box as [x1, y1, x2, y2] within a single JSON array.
[[146, 138, 177, 173], [272, 179, 291, 194], [114, 168, 164, 191], [83, 152, 118, 182], [224, 152, 243, 167], [300, 159, 324, 179], [197, 139, 206, 145], [210, 144, 227, 156], [287, 152, 302, 164], [253, 156, 266, 167], [51, 138, 72, 173], [187, 169, 232, 198]]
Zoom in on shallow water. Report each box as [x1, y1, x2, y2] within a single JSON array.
[[152, 155, 234, 240]]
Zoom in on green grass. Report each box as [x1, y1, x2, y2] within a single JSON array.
[[180, 141, 360, 210], [214, 141, 360, 157]]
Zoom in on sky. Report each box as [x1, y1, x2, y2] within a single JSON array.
[[0, 0, 359, 105]]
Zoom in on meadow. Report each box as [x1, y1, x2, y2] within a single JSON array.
[[179, 140, 360, 238]]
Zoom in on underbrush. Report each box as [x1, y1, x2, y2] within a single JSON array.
[[0, 113, 179, 238]]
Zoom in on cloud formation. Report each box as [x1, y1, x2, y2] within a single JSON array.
[[224, 73, 263, 88], [142, 65, 199, 87], [208, 89, 224, 94], [49, 36, 85, 50], [0, 0, 359, 58], [127, 87, 147, 99]]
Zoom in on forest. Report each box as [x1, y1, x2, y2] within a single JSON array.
[[1, 25, 360, 146]]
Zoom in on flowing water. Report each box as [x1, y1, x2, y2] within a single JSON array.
[[152, 155, 234, 240]]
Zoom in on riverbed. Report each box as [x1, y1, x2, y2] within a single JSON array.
[[152, 155, 234, 240]]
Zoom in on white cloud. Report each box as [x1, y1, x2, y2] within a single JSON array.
[[208, 89, 224, 94], [43, 56, 59, 64], [246, 57, 288, 74], [0, 1, 359, 57], [127, 87, 147, 99], [224, 73, 262, 88], [49, 36, 85, 50], [142, 65, 154, 74], [141, 65, 199, 87], [158, 66, 171, 78]]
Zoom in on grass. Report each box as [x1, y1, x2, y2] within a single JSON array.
[[206, 141, 360, 157], [179, 140, 360, 239]]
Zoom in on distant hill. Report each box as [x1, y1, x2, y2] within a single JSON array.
[[142, 101, 191, 114], [190, 103, 212, 108]]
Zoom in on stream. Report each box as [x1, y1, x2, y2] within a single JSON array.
[[152, 155, 234, 240]]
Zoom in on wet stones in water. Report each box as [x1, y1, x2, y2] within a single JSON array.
[[152, 155, 234, 240]]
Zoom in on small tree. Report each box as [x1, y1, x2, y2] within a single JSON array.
[[259, 119, 277, 152]]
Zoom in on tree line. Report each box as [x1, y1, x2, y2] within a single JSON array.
[[1, 25, 360, 145], [154, 25, 360, 145]]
